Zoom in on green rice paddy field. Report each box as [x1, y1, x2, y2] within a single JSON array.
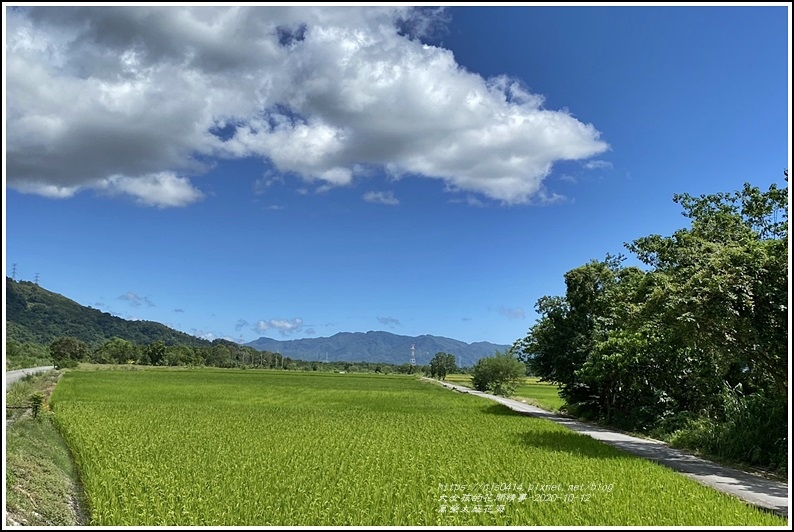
[[445, 374, 566, 412], [50, 368, 785, 526]]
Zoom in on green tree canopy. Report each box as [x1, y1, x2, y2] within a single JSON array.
[[429, 352, 457, 380], [144, 341, 166, 366], [50, 336, 89, 369], [93, 337, 138, 364], [513, 176, 788, 469], [471, 351, 526, 397]]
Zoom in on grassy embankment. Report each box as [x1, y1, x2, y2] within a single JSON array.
[[50, 367, 785, 526], [5, 369, 85, 526]]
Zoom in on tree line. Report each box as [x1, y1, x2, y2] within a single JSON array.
[[5, 335, 472, 376], [513, 176, 788, 473]]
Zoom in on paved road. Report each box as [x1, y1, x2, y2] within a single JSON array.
[[431, 379, 789, 518], [5, 366, 56, 388]]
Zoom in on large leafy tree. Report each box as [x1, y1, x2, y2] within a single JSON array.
[[516, 175, 788, 448], [143, 340, 166, 366], [518, 256, 626, 414], [626, 179, 788, 396], [165, 344, 197, 366], [429, 352, 457, 380], [93, 337, 138, 364], [515, 295, 571, 384], [50, 336, 89, 369]]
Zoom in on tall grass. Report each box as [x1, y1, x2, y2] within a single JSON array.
[[669, 386, 788, 475], [50, 369, 785, 526]]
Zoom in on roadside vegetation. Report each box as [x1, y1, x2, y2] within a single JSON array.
[[50, 368, 784, 526], [5, 340, 51, 371], [513, 177, 789, 476], [5, 370, 85, 526]]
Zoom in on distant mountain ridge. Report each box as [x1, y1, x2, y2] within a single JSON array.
[[246, 331, 509, 367], [5, 277, 509, 365]]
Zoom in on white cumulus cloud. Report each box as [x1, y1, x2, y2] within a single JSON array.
[[363, 190, 399, 205], [254, 317, 304, 336], [98, 172, 204, 207], [6, 6, 608, 206]]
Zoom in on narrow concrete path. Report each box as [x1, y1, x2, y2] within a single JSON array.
[[431, 379, 789, 518], [5, 366, 56, 388]]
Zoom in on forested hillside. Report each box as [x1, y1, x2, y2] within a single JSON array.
[[6, 277, 210, 347]]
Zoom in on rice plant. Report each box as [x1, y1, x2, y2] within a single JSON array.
[[50, 369, 785, 526]]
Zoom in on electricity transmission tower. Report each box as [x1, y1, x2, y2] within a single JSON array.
[[410, 344, 416, 366]]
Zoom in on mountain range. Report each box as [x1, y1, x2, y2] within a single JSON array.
[[246, 331, 509, 367], [6, 277, 509, 366]]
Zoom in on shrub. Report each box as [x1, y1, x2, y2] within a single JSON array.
[[471, 351, 526, 397], [30, 392, 46, 419]]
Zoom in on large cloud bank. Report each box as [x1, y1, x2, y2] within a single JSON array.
[[6, 6, 608, 206]]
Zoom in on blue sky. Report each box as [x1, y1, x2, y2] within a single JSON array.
[[3, 5, 791, 347]]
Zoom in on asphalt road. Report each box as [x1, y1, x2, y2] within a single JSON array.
[[431, 379, 789, 518], [5, 366, 56, 388]]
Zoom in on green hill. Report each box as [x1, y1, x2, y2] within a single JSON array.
[[5, 277, 210, 348]]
